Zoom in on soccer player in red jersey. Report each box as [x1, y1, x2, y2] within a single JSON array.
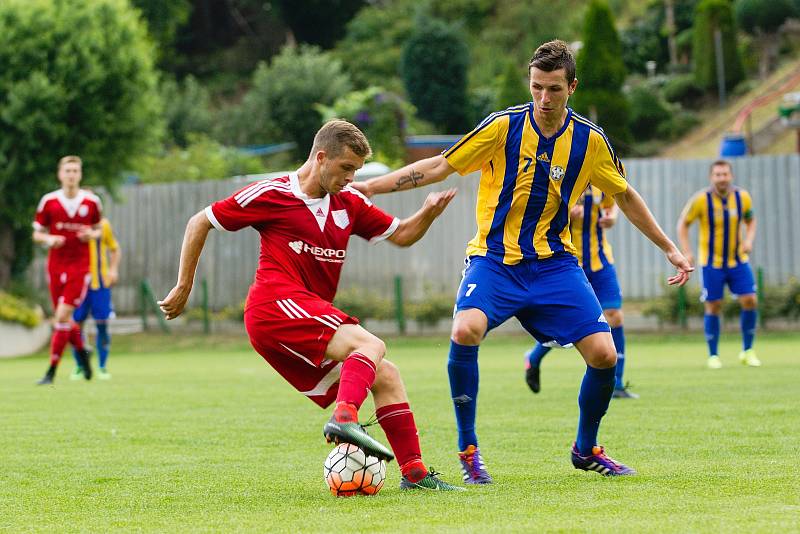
[[159, 120, 463, 491], [32, 155, 103, 384]]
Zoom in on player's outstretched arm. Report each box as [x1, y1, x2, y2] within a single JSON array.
[[354, 155, 457, 197], [614, 184, 693, 286], [675, 209, 694, 267], [159, 211, 214, 320], [387, 188, 457, 247]]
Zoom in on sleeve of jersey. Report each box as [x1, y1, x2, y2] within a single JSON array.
[[205, 184, 272, 232], [742, 191, 754, 221], [33, 203, 48, 231], [104, 221, 120, 250], [442, 115, 502, 175], [350, 198, 399, 244], [589, 132, 628, 197], [681, 194, 702, 224]]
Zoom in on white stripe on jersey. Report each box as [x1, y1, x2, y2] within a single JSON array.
[[234, 179, 274, 202], [312, 316, 340, 330], [238, 183, 291, 208], [342, 185, 373, 206], [276, 300, 299, 319], [284, 299, 311, 318], [278, 342, 317, 367], [323, 314, 342, 325]]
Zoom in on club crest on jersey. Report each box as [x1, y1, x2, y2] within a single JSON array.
[[78, 204, 89, 217], [288, 240, 303, 254], [550, 165, 565, 182], [332, 209, 349, 229]]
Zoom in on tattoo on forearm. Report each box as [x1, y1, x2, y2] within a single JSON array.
[[392, 169, 423, 191]]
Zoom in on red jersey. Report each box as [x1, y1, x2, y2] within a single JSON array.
[[33, 189, 102, 273], [206, 173, 398, 303]]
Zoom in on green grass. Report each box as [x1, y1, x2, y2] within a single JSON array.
[[2, 332, 799, 533]]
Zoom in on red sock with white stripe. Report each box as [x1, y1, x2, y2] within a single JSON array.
[[50, 323, 72, 365], [333, 352, 377, 422], [377, 402, 427, 482], [69, 323, 85, 351]]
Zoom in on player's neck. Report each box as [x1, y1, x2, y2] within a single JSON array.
[[533, 108, 568, 138], [296, 162, 326, 199], [61, 185, 80, 199], [711, 186, 731, 198]]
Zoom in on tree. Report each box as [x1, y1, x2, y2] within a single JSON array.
[[495, 61, 531, 110], [160, 75, 213, 148], [0, 0, 162, 288], [570, 0, 633, 152], [735, 0, 798, 78], [276, 0, 366, 49], [130, 0, 192, 57], [401, 17, 470, 133], [692, 0, 744, 92], [216, 45, 352, 159]]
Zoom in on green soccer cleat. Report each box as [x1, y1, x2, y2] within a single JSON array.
[[97, 368, 112, 380], [70, 367, 83, 381], [323, 417, 394, 462], [707, 355, 722, 369], [739, 349, 761, 367], [400, 469, 465, 491]]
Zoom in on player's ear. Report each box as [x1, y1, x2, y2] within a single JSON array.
[[315, 150, 327, 165], [569, 78, 578, 95]]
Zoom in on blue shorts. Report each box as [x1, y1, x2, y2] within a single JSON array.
[[455, 254, 610, 346], [73, 287, 115, 322], [701, 262, 756, 302], [585, 264, 623, 310]]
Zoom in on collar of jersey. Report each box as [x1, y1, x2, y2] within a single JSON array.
[[56, 189, 87, 218], [529, 103, 572, 142], [290, 171, 330, 231]]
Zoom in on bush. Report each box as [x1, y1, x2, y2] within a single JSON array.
[[628, 85, 673, 140], [692, 0, 744, 91], [135, 135, 266, 183], [662, 74, 705, 108], [406, 293, 454, 326], [333, 288, 394, 322], [0, 291, 42, 328], [317, 87, 415, 168], [216, 45, 352, 159], [655, 110, 701, 140], [160, 75, 213, 148]]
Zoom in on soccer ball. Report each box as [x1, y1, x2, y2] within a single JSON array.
[[323, 443, 387, 497]]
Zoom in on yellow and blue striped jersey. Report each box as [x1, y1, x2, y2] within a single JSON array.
[[443, 104, 628, 264], [571, 186, 615, 272], [89, 218, 120, 289], [681, 187, 753, 268]]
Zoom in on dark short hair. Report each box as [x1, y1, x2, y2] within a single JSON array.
[[528, 39, 576, 84], [58, 155, 82, 169], [709, 159, 732, 174], [311, 119, 372, 160]]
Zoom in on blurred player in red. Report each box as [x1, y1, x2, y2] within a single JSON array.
[[32, 155, 103, 384], [159, 120, 463, 491]]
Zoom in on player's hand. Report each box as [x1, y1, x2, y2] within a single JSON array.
[[569, 205, 583, 220], [158, 285, 191, 320], [598, 215, 616, 228], [665, 248, 693, 286], [48, 235, 66, 248], [422, 188, 457, 217], [350, 181, 374, 198], [106, 269, 119, 287], [741, 240, 753, 254]]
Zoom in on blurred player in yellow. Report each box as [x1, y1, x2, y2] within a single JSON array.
[[524, 185, 637, 398], [678, 160, 759, 369], [72, 217, 121, 379]]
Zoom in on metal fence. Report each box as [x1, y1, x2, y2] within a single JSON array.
[[28, 154, 800, 313]]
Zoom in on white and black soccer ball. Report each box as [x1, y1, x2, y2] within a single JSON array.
[[323, 443, 387, 497]]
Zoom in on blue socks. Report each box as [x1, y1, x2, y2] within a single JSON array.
[[610, 326, 625, 389], [447, 340, 480, 451], [704, 314, 720, 356], [576, 365, 616, 456], [740, 309, 757, 351], [96, 322, 110, 368], [526, 343, 551, 368]]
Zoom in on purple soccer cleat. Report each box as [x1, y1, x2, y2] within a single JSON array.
[[458, 445, 493, 484], [571, 443, 636, 476]]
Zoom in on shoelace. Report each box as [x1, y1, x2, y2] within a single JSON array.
[[594, 448, 623, 470], [360, 413, 379, 433]]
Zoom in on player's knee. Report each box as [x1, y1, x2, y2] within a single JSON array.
[[588, 349, 617, 369], [450, 320, 483, 345], [358, 334, 386, 364], [373, 360, 401, 390], [604, 308, 623, 327], [740, 294, 757, 309], [704, 300, 722, 315]]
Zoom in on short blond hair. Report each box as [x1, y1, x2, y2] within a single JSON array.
[[311, 120, 372, 160], [58, 155, 82, 169]]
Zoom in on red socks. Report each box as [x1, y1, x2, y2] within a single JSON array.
[[335, 352, 376, 409], [49, 323, 72, 365], [377, 403, 427, 482], [69, 324, 85, 351]]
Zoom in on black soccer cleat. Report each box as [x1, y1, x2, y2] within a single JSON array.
[[75, 349, 92, 380], [323, 417, 394, 462], [525, 366, 541, 394], [36, 365, 56, 386]]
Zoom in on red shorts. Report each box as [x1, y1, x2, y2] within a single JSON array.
[[47, 267, 90, 309], [244, 291, 359, 408]]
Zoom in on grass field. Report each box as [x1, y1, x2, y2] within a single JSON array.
[[2, 331, 799, 533]]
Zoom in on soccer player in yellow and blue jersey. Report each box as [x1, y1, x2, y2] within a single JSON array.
[[524, 185, 638, 398], [678, 160, 760, 369], [72, 217, 121, 379], [355, 40, 692, 480]]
